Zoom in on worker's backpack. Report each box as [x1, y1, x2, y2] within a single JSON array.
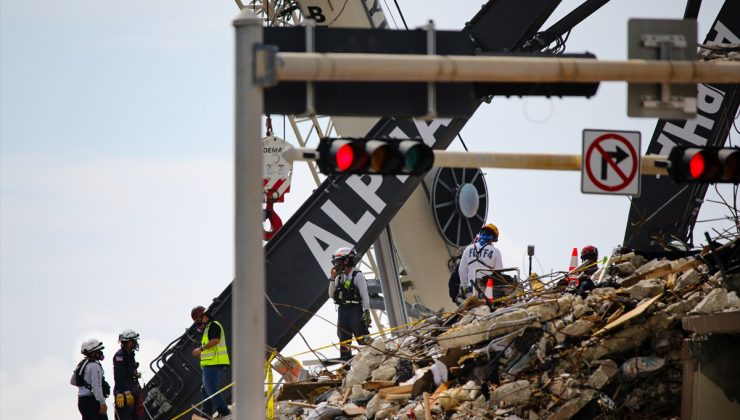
[[74, 359, 111, 398], [448, 263, 461, 304]]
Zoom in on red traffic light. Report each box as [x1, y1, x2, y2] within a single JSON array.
[[335, 143, 355, 171], [688, 152, 705, 179], [317, 138, 434, 175], [668, 146, 740, 183], [321, 140, 367, 173]]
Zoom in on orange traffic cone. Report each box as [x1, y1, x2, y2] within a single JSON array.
[[567, 247, 578, 284], [485, 278, 494, 302]]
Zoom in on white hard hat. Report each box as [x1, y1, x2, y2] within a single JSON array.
[[81, 338, 104, 355], [119, 329, 140, 342], [332, 247, 356, 261]]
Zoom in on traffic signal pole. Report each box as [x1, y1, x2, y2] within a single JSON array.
[[234, 9, 265, 420], [283, 147, 670, 176], [270, 52, 740, 84]]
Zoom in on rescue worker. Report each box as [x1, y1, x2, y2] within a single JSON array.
[[71, 338, 110, 420], [191, 306, 232, 418], [113, 329, 142, 420], [574, 245, 599, 297], [328, 247, 371, 360], [458, 223, 504, 298]]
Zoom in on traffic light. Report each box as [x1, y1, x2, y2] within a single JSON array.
[[667, 146, 740, 183], [316, 138, 434, 175]]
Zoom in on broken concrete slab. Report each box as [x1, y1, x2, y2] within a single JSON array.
[[666, 294, 703, 318], [626, 279, 665, 300], [614, 261, 637, 276], [585, 359, 618, 390], [490, 380, 532, 406], [549, 390, 597, 420], [726, 291, 740, 310], [612, 252, 646, 268], [583, 311, 672, 361], [674, 268, 701, 293], [526, 294, 575, 323], [371, 366, 397, 382], [561, 319, 594, 338], [690, 288, 728, 314], [438, 308, 534, 350]]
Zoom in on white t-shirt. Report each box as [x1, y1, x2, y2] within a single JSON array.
[[458, 242, 503, 288], [70, 359, 106, 404]]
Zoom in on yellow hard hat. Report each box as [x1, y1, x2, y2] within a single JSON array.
[[481, 223, 499, 238]]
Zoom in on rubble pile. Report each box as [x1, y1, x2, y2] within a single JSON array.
[[274, 249, 740, 419]]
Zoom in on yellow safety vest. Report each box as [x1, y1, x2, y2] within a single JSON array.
[[200, 320, 230, 367]]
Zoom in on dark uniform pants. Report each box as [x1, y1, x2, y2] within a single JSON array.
[[114, 398, 136, 420], [337, 304, 367, 360], [78, 395, 108, 420]]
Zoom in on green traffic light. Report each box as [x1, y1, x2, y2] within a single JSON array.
[[399, 140, 434, 175]]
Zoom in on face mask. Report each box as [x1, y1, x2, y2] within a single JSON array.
[[477, 233, 493, 245], [98, 352, 105, 361]]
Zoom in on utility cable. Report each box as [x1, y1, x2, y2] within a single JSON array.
[[393, 0, 409, 30], [382, 0, 399, 29], [457, 133, 469, 151]]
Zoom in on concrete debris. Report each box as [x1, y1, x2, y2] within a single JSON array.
[[674, 268, 701, 292], [275, 248, 740, 419], [727, 291, 740, 310], [614, 261, 637, 276], [560, 319, 594, 338], [690, 288, 728, 314], [491, 380, 532, 406], [584, 359, 618, 390], [625, 278, 665, 300]]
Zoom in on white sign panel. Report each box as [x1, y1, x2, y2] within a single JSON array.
[[262, 135, 293, 202], [581, 129, 641, 196]]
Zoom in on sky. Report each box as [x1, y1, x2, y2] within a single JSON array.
[[0, 0, 736, 418]]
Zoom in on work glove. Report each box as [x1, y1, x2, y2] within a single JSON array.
[[115, 393, 125, 408], [124, 391, 135, 407], [362, 310, 372, 328]]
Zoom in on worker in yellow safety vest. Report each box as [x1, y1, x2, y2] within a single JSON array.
[[191, 305, 231, 418]]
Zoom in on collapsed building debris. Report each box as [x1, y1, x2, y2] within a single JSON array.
[[272, 240, 740, 419]]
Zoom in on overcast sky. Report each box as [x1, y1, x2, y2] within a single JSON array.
[[1, 0, 736, 418]]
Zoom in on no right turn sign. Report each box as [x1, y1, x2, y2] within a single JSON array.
[[582, 129, 641, 196]]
